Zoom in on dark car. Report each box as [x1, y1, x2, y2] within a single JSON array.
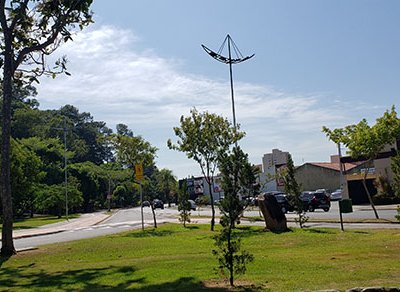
[[275, 194, 294, 213], [142, 200, 150, 207], [300, 191, 314, 210], [308, 191, 331, 212], [152, 199, 164, 209]]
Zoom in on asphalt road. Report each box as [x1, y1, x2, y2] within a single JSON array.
[[13, 203, 399, 251]]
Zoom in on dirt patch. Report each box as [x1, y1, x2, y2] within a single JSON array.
[[203, 279, 268, 291]]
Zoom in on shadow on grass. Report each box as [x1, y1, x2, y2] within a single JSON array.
[[185, 225, 200, 230], [0, 265, 146, 291], [133, 277, 229, 291], [302, 228, 335, 234], [352, 230, 370, 235], [0, 265, 231, 291], [124, 229, 176, 238], [0, 255, 11, 268]]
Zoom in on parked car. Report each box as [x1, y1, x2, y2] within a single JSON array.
[[330, 189, 343, 201], [152, 199, 164, 209], [275, 194, 294, 213], [299, 191, 314, 211], [142, 200, 150, 207], [178, 199, 197, 211], [195, 195, 209, 205], [188, 199, 197, 210], [308, 191, 331, 212]]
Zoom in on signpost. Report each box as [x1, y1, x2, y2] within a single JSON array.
[[135, 164, 144, 231]]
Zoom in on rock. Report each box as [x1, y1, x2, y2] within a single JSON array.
[[257, 193, 288, 232]]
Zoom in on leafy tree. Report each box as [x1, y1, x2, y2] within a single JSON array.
[[391, 152, 400, 198], [156, 168, 177, 207], [142, 167, 161, 228], [323, 106, 400, 219], [34, 176, 83, 218], [0, 0, 93, 256], [213, 146, 255, 286], [69, 161, 107, 212], [112, 133, 157, 170], [10, 138, 45, 217], [168, 108, 244, 231], [116, 123, 133, 137], [282, 154, 308, 228], [177, 181, 191, 227]]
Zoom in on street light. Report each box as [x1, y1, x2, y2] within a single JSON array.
[[202, 34, 254, 129]]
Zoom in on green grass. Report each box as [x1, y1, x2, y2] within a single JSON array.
[[1, 224, 399, 291], [0, 214, 80, 231]]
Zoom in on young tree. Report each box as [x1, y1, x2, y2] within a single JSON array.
[[282, 154, 308, 228], [0, 0, 93, 256], [177, 181, 191, 227], [323, 106, 400, 219], [213, 146, 255, 286], [168, 108, 244, 231]]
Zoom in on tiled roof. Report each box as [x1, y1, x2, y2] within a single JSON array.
[[307, 162, 361, 171]]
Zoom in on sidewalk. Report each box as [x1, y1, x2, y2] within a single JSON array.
[[12, 211, 110, 239]]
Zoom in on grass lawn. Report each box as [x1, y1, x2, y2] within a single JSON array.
[[0, 214, 80, 231], [0, 224, 399, 291]]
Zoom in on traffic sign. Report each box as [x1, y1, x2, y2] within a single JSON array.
[[135, 164, 144, 181]]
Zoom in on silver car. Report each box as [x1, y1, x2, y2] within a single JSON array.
[[330, 189, 342, 201]]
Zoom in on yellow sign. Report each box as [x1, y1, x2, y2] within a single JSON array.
[[135, 164, 144, 181]]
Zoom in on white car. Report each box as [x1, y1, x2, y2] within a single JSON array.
[[330, 189, 342, 201]]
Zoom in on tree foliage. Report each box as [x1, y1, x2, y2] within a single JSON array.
[[156, 168, 177, 206], [177, 181, 191, 227], [1, 0, 94, 256], [213, 147, 256, 286], [391, 152, 400, 198], [283, 154, 308, 228], [168, 108, 244, 231], [322, 106, 400, 219]]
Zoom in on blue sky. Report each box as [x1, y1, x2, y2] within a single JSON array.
[[36, 1, 400, 178]]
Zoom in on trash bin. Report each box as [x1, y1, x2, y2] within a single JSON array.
[[339, 199, 353, 213]]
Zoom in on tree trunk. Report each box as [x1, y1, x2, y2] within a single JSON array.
[[151, 205, 157, 228], [1, 28, 16, 256], [257, 194, 288, 232], [228, 226, 234, 286], [208, 180, 215, 231], [362, 165, 379, 219]]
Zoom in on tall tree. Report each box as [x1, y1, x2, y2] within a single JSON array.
[[323, 106, 400, 219], [112, 133, 157, 170], [0, 0, 93, 256], [168, 108, 244, 231]]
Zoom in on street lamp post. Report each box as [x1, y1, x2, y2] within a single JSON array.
[[202, 34, 254, 129]]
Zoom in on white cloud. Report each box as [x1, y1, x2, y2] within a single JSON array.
[[36, 25, 365, 177]]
